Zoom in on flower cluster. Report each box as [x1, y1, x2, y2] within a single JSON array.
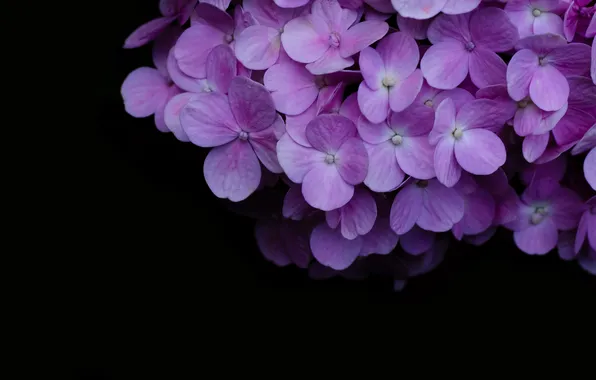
[[122, 0, 596, 288]]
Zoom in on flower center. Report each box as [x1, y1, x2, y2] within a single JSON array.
[[325, 153, 336, 164], [225, 34, 234, 43], [329, 32, 340, 48], [424, 99, 433, 108], [391, 134, 403, 145], [532, 8, 541, 17], [382, 76, 397, 88], [517, 99, 530, 108], [538, 56, 547, 66], [314, 75, 327, 89], [452, 127, 464, 140], [531, 206, 548, 225], [239, 131, 249, 141], [465, 41, 475, 51], [416, 180, 429, 188]]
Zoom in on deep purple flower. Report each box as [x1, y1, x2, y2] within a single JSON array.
[[421, 7, 518, 89], [180, 76, 285, 201], [281, 0, 389, 74], [277, 114, 369, 211], [255, 218, 312, 268], [358, 32, 424, 123], [506, 177, 583, 255]]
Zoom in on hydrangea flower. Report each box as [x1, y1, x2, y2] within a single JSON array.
[[507, 34, 591, 112], [180, 76, 285, 201], [504, 0, 566, 39], [277, 114, 369, 211], [391, 0, 482, 20], [325, 187, 378, 239], [451, 174, 496, 240], [357, 109, 435, 192], [506, 177, 583, 255], [429, 98, 510, 187], [357, 32, 424, 123], [420, 7, 518, 89], [563, 0, 595, 41], [281, 0, 389, 74]]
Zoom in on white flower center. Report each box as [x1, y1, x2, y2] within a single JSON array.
[[424, 99, 433, 108], [452, 127, 464, 140], [391, 134, 403, 145], [531, 206, 548, 225], [382, 76, 397, 88], [239, 131, 249, 141], [538, 56, 547, 66], [325, 153, 336, 164], [532, 9, 542, 17], [329, 32, 340, 48], [225, 34, 234, 43]]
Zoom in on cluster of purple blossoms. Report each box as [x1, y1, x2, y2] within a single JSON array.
[[122, 0, 596, 289]]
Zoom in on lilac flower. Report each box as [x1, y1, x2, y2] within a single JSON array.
[[575, 196, 596, 253], [476, 84, 567, 137], [420, 7, 518, 89], [255, 218, 312, 268], [180, 76, 285, 201], [277, 114, 369, 211], [504, 0, 566, 39], [234, 0, 307, 70], [563, 0, 595, 41], [429, 98, 510, 187], [357, 32, 424, 123], [391, 0, 482, 20], [506, 177, 583, 255], [390, 178, 465, 234], [357, 110, 435, 192], [326, 187, 378, 239], [572, 124, 596, 190], [507, 34, 591, 112], [281, 0, 389, 74]]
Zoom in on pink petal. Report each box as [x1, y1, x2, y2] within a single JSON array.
[[206, 45, 237, 93], [399, 226, 435, 256], [121, 67, 170, 118], [281, 16, 329, 64], [234, 26, 282, 70], [390, 183, 423, 235], [392, 0, 448, 20], [522, 132, 550, 163], [228, 76, 277, 132], [529, 64, 569, 112], [468, 48, 507, 88], [357, 82, 389, 124], [310, 223, 362, 270], [203, 140, 261, 202], [123, 16, 176, 49], [174, 24, 227, 79], [470, 7, 518, 52], [434, 137, 462, 187], [455, 128, 506, 175], [420, 41, 470, 90], [417, 179, 465, 232], [180, 92, 240, 147], [305, 47, 355, 75], [163, 92, 194, 142], [513, 218, 558, 255], [340, 20, 389, 58], [426, 12, 471, 44], [507, 49, 539, 102], [389, 69, 424, 112], [395, 135, 436, 180], [276, 133, 325, 183], [264, 62, 318, 116], [363, 141, 405, 192], [336, 137, 369, 185], [302, 164, 354, 211], [359, 47, 385, 90], [377, 32, 420, 78]]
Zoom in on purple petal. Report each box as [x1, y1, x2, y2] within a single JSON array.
[[358, 82, 389, 124], [174, 24, 227, 79], [121, 67, 170, 118], [166, 48, 206, 93], [458, 188, 496, 235], [228, 76, 277, 132], [426, 12, 471, 44], [390, 182, 423, 234], [550, 187, 583, 231], [468, 48, 507, 88], [286, 103, 318, 147], [418, 179, 465, 232], [163, 92, 193, 142], [234, 25, 281, 70], [514, 33, 567, 55], [124, 16, 176, 49], [378, 32, 420, 78], [522, 132, 549, 163], [507, 49, 539, 101], [455, 128, 506, 175], [204, 140, 261, 202], [336, 188, 378, 240], [281, 16, 329, 64], [548, 42, 592, 76], [429, 97, 456, 145], [263, 62, 318, 115], [340, 20, 389, 58], [552, 108, 595, 146], [395, 135, 436, 180], [276, 133, 324, 183], [434, 138, 462, 187], [180, 92, 239, 147], [363, 141, 406, 192], [336, 138, 369, 185], [529, 64, 569, 112], [389, 69, 424, 112], [359, 217, 399, 256], [306, 114, 358, 153], [283, 186, 314, 221], [442, 0, 481, 15], [399, 226, 435, 256], [302, 164, 355, 211], [585, 149, 596, 190], [310, 223, 362, 270], [457, 99, 511, 131], [514, 218, 558, 255], [396, 15, 431, 40], [421, 41, 470, 90], [359, 47, 385, 90], [206, 45, 237, 93], [250, 117, 285, 173], [393, 0, 448, 21], [470, 7, 518, 52]]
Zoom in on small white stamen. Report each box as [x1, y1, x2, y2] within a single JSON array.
[[325, 154, 336, 164], [532, 9, 542, 17], [424, 99, 434, 108], [538, 56, 547, 66], [239, 131, 249, 141], [225, 34, 234, 43], [382, 76, 397, 88], [452, 127, 464, 140], [530, 213, 544, 225], [391, 134, 403, 145]]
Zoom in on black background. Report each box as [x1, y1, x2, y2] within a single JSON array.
[[77, 2, 595, 374]]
